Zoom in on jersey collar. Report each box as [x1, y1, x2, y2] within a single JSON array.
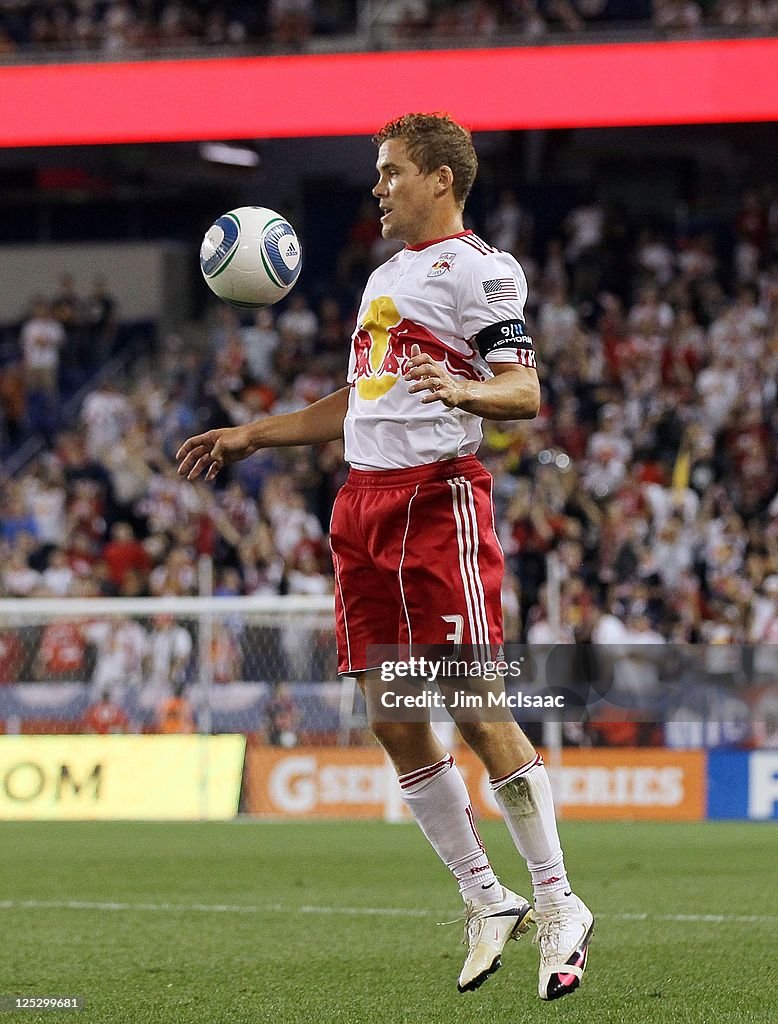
[[405, 229, 473, 252]]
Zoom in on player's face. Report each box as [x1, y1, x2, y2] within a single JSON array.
[[372, 139, 439, 245]]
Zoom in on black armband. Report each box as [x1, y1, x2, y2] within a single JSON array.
[[475, 319, 535, 360]]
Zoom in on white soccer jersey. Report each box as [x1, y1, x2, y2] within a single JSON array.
[[344, 230, 535, 470]]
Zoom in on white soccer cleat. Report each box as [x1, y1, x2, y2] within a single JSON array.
[[457, 886, 534, 993], [535, 894, 593, 1000]]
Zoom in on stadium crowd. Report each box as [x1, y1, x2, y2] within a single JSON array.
[[0, 0, 776, 55], [2, 183, 777, 632], [0, 274, 119, 450], [0, 181, 777, 747]]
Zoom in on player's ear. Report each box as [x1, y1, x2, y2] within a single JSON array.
[[435, 165, 454, 197]]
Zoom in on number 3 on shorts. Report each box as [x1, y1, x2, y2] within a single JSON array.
[[441, 614, 464, 646]]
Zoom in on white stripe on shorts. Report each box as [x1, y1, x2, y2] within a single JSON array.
[[398, 484, 420, 654], [459, 477, 491, 656], [449, 476, 489, 659]]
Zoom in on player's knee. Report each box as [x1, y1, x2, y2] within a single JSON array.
[[456, 718, 536, 772], [370, 719, 431, 756], [456, 718, 504, 753]]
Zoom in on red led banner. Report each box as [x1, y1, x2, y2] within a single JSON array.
[[1, 38, 777, 147]]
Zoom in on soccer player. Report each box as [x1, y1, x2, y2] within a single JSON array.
[[177, 113, 593, 1000]]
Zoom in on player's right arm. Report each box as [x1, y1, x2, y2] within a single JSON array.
[[176, 385, 350, 481]]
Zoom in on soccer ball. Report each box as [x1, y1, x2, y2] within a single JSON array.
[[199, 206, 302, 308]]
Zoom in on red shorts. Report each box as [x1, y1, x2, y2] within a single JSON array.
[[329, 455, 504, 674]]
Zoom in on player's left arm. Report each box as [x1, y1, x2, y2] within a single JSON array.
[[405, 347, 539, 420], [406, 248, 540, 420]]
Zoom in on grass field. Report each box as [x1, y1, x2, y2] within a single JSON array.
[[0, 819, 775, 1023]]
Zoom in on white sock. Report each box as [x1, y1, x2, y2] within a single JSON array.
[[491, 755, 571, 909], [399, 754, 501, 906]]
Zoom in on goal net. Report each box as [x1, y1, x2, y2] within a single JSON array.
[[0, 595, 364, 744]]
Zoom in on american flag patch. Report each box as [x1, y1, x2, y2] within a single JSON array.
[[482, 278, 519, 303]]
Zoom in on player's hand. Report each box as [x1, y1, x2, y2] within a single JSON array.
[[404, 344, 471, 409], [176, 425, 255, 482]]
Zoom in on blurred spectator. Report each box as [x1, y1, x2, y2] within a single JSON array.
[[1, 486, 40, 546], [102, 522, 152, 592], [157, 390, 199, 462], [627, 284, 674, 336], [41, 548, 75, 596], [52, 273, 85, 356], [144, 613, 193, 692], [104, 420, 158, 521], [263, 477, 324, 559], [697, 353, 741, 433], [636, 228, 675, 288], [653, 0, 703, 28], [82, 690, 131, 734], [267, 683, 299, 746], [148, 545, 198, 596], [0, 24, 16, 53], [269, 0, 313, 47], [241, 309, 281, 382], [370, 0, 430, 39], [33, 620, 90, 682], [615, 610, 666, 701], [0, 357, 26, 452], [564, 197, 604, 265], [537, 283, 579, 361], [84, 276, 118, 361], [89, 617, 147, 694], [210, 624, 244, 684], [583, 405, 632, 498], [138, 468, 201, 538], [286, 546, 330, 597], [751, 689, 778, 748], [2, 540, 42, 596], [80, 379, 135, 462], [0, 629, 24, 684], [487, 190, 531, 256], [277, 293, 319, 353], [750, 575, 778, 682], [24, 460, 67, 546], [281, 546, 331, 680], [213, 329, 250, 394], [338, 200, 383, 286], [20, 299, 65, 435], [156, 684, 196, 733], [317, 297, 349, 362]]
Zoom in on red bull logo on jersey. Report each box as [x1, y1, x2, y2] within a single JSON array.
[[427, 252, 457, 278], [352, 295, 479, 401], [352, 296, 410, 400]]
